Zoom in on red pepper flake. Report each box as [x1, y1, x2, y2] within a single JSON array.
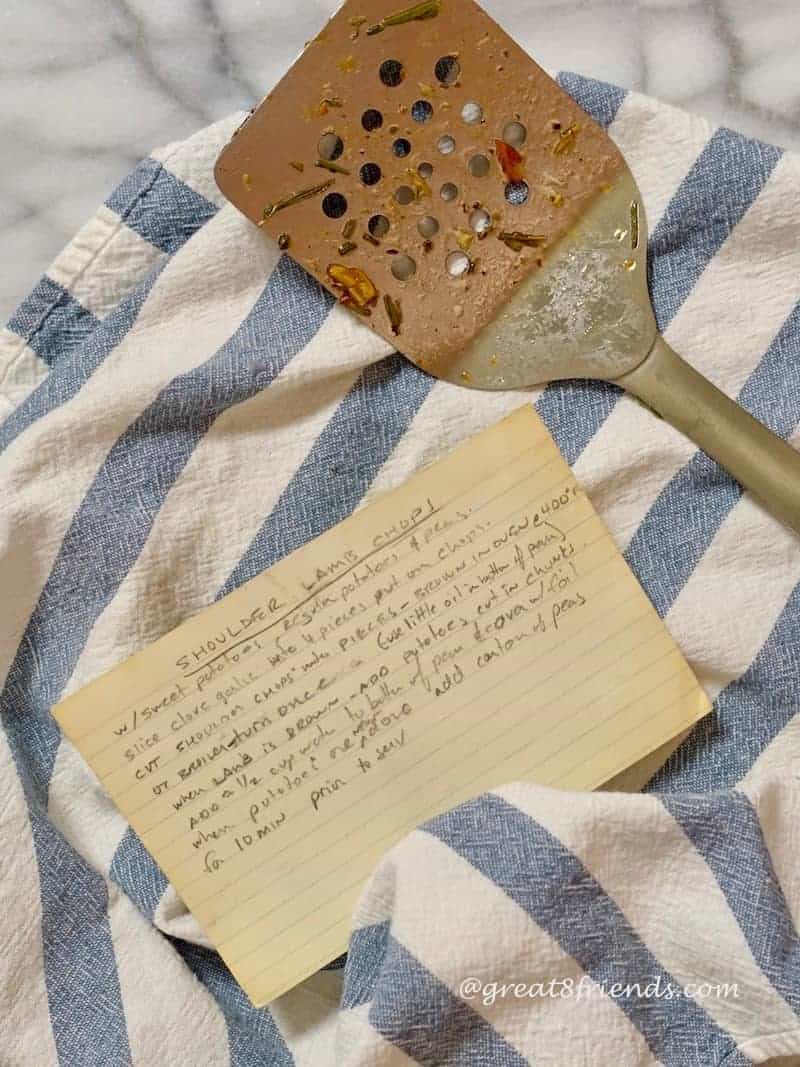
[[495, 140, 525, 183]]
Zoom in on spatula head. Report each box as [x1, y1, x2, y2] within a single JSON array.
[[215, 0, 656, 389]]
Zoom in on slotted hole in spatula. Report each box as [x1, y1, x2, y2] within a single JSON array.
[[361, 108, 383, 132], [435, 55, 460, 85], [412, 100, 433, 123], [504, 181, 529, 205], [502, 120, 527, 146], [379, 59, 405, 87], [360, 163, 382, 186], [468, 155, 491, 178], [469, 208, 492, 234], [322, 193, 348, 219], [391, 255, 417, 281], [368, 214, 390, 238], [418, 216, 440, 238], [318, 133, 344, 161], [446, 251, 471, 277], [461, 101, 483, 125]]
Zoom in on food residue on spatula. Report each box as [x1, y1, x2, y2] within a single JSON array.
[[327, 263, 379, 315], [312, 94, 344, 118], [348, 14, 367, 39], [405, 169, 432, 200], [497, 231, 545, 252], [553, 122, 580, 154], [384, 293, 403, 335], [317, 158, 351, 175], [261, 179, 333, 221], [366, 0, 442, 36]]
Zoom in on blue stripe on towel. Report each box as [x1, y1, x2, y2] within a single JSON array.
[[106, 158, 217, 254], [37, 830, 131, 1065], [536, 380, 620, 468], [648, 129, 782, 332], [2, 624, 132, 1066], [109, 828, 170, 920], [0, 263, 164, 454], [0, 752, 133, 1067], [1, 159, 219, 448], [626, 300, 800, 619], [662, 791, 800, 1016], [343, 921, 392, 1011], [0, 259, 328, 1063], [7, 277, 100, 367], [558, 71, 627, 130], [172, 941, 294, 1067], [222, 352, 434, 594], [425, 794, 748, 1066], [33, 822, 131, 1066], [537, 124, 782, 469], [367, 935, 529, 1066], [649, 576, 800, 793], [1, 256, 327, 798]]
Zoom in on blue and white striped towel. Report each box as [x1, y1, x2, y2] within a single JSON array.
[[1, 74, 799, 1066]]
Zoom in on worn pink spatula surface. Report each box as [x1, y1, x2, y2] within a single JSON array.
[[215, 0, 800, 535]]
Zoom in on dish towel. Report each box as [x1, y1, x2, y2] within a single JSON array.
[[1, 73, 799, 1067]]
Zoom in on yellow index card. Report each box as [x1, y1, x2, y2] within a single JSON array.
[[53, 406, 710, 1006]]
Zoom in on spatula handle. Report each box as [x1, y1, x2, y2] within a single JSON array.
[[614, 335, 800, 536]]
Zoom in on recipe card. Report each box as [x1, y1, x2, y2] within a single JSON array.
[[53, 406, 710, 1006]]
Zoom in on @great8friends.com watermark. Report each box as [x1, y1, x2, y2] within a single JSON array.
[[459, 975, 740, 1008]]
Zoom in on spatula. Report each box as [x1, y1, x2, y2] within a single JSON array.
[[214, 0, 800, 535]]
